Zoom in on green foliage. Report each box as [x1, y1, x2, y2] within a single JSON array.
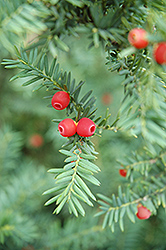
[[0, 126, 23, 174], [0, 0, 49, 52], [2, 45, 123, 216], [44, 148, 100, 216], [2, 47, 97, 118], [1, 0, 166, 248], [0, 126, 48, 248], [107, 43, 166, 147], [97, 145, 166, 231]]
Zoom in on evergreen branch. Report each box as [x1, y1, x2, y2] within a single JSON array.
[[96, 108, 120, 133], [3, 48, 101, 217], [2, 52, 62, 90], [0, 1, 49, 52], [43, 148, 100, 216], [128, 152, 166, 169], [106, 10, 166, 147], [118, 150, 166, 180], [97, 183, 166, 232], [2, 47, 99, 120], [1, 0, 166, 247], [116, 79, 166, 146]]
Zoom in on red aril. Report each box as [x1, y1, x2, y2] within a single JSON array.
[[29, 134, 44, 148], [153, 42, 166, 65], [136, 204, 151, 220], [58, 118, 77, 137], [77, 118, 96, 137], [119, 169, 127, 177], [128, 28, 149, 49], [51, 91, 70, 110]]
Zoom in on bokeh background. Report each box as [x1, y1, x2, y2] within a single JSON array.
[[0, 33, 166, 250]]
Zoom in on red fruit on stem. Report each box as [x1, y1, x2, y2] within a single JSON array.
[[119, 169, 127, 177], [29, 134, 44, 148], [153, 42, 166, 65], [136, 204, 151, 220], [77, 117, 96, 137], [51, 91, 70, 110], [58, 118, 77, 137], [128, 28, 149, 49]]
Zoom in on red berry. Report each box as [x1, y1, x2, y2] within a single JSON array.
[[153, 42, 166, 65], [136, 204, 151, 220], [51, 91, 70, 110], [119, 169, 127, 177], [102, 93, 113, 105], [77, 118, 96, 137], [58, 118, 77, 137], [128, 28, 149, 49], [29, 134, 44, 148]]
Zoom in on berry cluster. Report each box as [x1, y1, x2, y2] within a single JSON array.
[[51, 91, 96, 138], [51, 36, 155, 220], [128, 28, 166, 65]]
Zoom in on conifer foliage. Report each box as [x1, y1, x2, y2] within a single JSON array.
[[1, 0, 166, 235]]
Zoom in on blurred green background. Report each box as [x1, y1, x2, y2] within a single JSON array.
[[0, 34, 166, 250]]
